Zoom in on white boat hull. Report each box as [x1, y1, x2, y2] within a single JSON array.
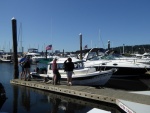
[[71, 70, 113, 86], [31, 69, 116, 86]]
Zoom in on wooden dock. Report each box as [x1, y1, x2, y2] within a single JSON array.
[[10, 78, 150, 113]]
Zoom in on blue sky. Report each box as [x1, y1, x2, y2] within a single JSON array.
[[0, 0, 150, 52]]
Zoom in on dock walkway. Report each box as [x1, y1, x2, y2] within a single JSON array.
[[10, 78, 150, 113]]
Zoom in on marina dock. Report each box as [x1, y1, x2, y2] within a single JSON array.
[[10, 78, 150, 113]]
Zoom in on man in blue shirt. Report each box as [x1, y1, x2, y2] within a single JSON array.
[[19, 56, 26, 80]]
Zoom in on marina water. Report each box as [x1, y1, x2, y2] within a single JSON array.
[[0, 63, 125, 113]]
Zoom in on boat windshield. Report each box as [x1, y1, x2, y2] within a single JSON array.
[[34, 55, 41, 57], [88, 55, 116, 61], [101, 55, 116, 60]]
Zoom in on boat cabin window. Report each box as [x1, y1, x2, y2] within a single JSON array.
[[28, 48, 38, 53], [74, 62, 84, 69], [49, 62, 84, 70], [49, 63, 65, 70], [34, 55, 41, 57], [143, 55, 150, 58]]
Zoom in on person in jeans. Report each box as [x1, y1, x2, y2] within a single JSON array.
[[19, 55, 26, 80], [64, 58, 74, 86], [24, 56, 31, 81]]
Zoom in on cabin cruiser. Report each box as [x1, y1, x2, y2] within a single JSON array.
[[142, 52, 150, 58], [84, 55, 150, 78], [111, 55, 150, 65], [31, 57, 117, 86], [0, 54, 13, 62], [25, 48, 46, 63], [0, 50, 13, 62]]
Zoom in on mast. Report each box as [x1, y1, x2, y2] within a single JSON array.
[[20, 23, 22, 53], [18, 23, 23, 54], [20, 23, 23, 54], [99, 29, 100, 48]]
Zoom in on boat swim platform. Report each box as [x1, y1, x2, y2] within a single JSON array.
[[10, 78, 150, 113]]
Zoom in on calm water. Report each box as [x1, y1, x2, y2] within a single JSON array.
[[0, 63, 125, 113]]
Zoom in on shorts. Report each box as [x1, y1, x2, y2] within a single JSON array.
[[53, 69, 58, 74], [66, 71, 73, 78]]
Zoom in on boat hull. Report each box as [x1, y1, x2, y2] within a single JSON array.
[[72, 71, 113, 86], [84, 60, 150, 78], [95, 66, 150, 78], [31, 69, 116, 86]]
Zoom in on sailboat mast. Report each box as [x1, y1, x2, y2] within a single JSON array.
[[99, 29, 100, 48], [18, 23, 23, 54]]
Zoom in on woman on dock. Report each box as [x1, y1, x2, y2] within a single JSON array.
[[52, 58, 59, 85]]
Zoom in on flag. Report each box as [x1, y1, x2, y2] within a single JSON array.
[[46, 45, 52, 50], [84, 45, 88, 49]]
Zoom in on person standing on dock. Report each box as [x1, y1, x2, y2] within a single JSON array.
[[64, 58, 74, 86], [24, 56, 32, 81], [19, 55, 26, 79], [52, 58, 59, 85]]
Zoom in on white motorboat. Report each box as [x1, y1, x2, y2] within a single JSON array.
[[0, 50, 13, 62], [142, 52, 150, 58], [30, 57, 117, 86], [84, 55, 150, 78], [114, 54, 150, 65], [25, 48, 46, 63], [0, 54, 13, 62], [126, 53, 150, 64]]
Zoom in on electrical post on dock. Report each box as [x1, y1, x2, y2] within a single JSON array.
[[11, 17, 19, 79]]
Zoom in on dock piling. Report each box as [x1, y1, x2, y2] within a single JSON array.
[[11, 17, 19, 78]]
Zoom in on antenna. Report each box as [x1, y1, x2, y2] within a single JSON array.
[[98, 29, 105, 48], [17, 23, 23, 53], [142, 45, 146, 53], [20, 23, 22, 53]]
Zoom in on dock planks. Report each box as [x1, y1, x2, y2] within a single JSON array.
[[10, 79, 150, 106]]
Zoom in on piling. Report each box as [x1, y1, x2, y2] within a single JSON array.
[[108, 40, 110, 50], [79, 33, 82, 59], [63, 49, 64, 57], [46, 50, 47, 59], [11, 17, 19, 78]]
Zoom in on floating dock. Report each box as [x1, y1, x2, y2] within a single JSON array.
[[10, 78, 150, 113]]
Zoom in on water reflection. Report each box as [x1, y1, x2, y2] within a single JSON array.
[[13, 86, 19, 113], [47, 92, 121, 113], [50, 98, 61, 113], [0, 63, 125, 113], [48, 95, 85, 113], [0, 83, 7, 110], [15, 85, 124, 113], [20, 87, 31, 111]]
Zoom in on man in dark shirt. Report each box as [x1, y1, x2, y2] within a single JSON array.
[[64, 58, 74, 86]]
